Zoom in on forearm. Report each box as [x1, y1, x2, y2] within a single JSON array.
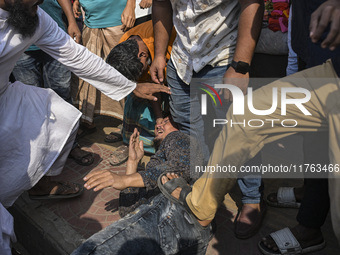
[[233, 0, 263, 62], [125, 0, 136, 10], [152, 0, 173, 58], [57, 0, 78, 27], [123, 173, 145, 188], [126, 159, 139, 175], [151, 93, 163, 119]]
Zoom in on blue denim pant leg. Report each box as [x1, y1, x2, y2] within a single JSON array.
[[71, 194, 212, 255], [12, 50, 71, 103], [12, 51, 44, 87], [238, 152, 263, 204], [166, 59, 229, 163], [41, 51, 71, 103]]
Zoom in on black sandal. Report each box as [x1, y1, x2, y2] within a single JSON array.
[[157, 173, 192, 207], [69, 145, 94, 166]]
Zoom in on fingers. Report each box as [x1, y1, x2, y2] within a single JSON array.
[[323, 13, 340, 50], [150, 67, 164, 84], [72, 31, 81, 44], [310, 6, 330, 43], [310, 3, 340, 50], [133, 83, 171, 101], [84, 170, 113, 191], [150, 84, 171, 94], [138, 140, 144, 152]]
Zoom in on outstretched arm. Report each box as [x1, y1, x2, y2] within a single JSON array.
[[83, 170, 145, 191]]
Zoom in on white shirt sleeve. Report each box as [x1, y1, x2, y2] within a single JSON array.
[[34, 8, 136, 101]]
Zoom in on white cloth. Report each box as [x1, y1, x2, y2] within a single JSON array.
[[164, 0, 240, 84], [0, 203, 16, 255], [0, 7, 136, 207], [135, 0, 151, 19]]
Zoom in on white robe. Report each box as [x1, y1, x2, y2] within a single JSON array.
[[0, 7, 136, 207]]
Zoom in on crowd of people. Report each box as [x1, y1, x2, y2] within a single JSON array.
[[1, 0, 340, 254]]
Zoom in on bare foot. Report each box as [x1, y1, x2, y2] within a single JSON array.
[[161, 173, 181, 199], [261, 224, 324, 252]]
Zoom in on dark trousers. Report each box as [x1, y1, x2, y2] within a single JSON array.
[[297, 132, 330, 228]]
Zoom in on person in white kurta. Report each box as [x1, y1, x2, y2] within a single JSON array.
[[0, 3, 170, 253]]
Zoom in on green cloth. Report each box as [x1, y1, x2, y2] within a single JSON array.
[[79, 0, 126, 29]]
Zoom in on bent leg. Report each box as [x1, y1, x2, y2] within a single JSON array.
[[187, 61, 336, 221]]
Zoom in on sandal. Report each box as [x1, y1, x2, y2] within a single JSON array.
[[29, 181, 83, 200], [258, 227, 326, 255], [69, 146, 94, 166], [108, 145, 129, 166], [157, 173, 192, 208], [105, 132, 123, 143], [266, 187, 301, 208]]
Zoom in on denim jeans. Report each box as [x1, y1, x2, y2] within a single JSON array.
[[166, 59, 229, 163], [12, 50, 71, 102], [237, 153, 263, 204], [71, 194, 212, 255]]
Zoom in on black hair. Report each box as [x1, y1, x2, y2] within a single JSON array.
[[106, 40, 143, 82]]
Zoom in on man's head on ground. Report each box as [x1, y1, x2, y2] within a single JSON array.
[[2, 0, 43, 38], [153, 116, 178, 150], [106, 36, 151, 81]]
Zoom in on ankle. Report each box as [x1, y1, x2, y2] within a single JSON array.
[[198, 219, 212, 227], [244, 203, 261, 211]]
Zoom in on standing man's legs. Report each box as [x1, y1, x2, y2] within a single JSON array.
[[186, 61, 335, 222], [42, 51, 72, 103], [166, 59, 229, 163], [12, 51, 43, 87]]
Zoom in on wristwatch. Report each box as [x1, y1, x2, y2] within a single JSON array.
[[231, 60, 250, 74]]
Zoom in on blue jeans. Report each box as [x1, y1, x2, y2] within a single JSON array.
[[12, 50, 71, 102], [166, 59, 229, 163], [238, 153, 263, 204], [71, 194, 212, 255]]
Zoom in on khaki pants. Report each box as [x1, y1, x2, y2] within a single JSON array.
[[186, 60, 340, 243]]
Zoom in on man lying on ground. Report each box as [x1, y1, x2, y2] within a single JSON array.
[[72, 117, 209, 254], [83, 115, 202, 217]]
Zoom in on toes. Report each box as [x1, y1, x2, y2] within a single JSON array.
[[161, 175, 169, 184]]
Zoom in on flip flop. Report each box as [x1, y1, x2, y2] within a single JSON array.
[[108, 145, 129, 166], [105, 132, 123, 143], [266, 187, 301, 208], [69, 147, 94, 166], [29, 181, 83, 200], [157, 173, 192, 207], [258, 227, 326, 255]]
